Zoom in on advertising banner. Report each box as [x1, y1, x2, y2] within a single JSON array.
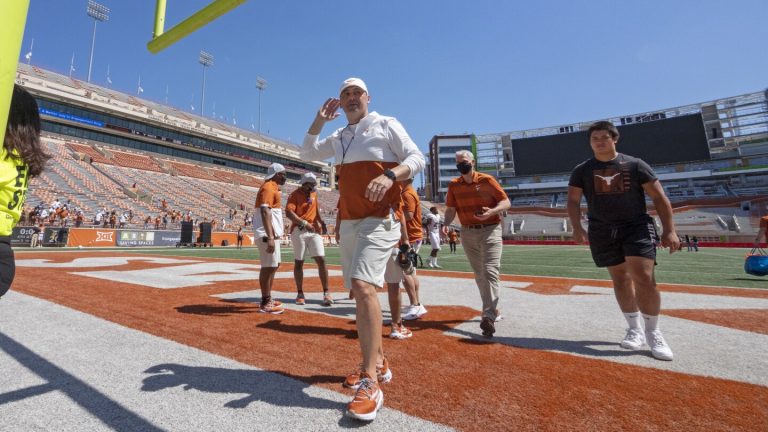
[[67, 228, 117, 247], [11, 226, 38, 246], [116, 230, 181, 247], [42, 227, 69, 247], [153, 230, 182, 246]]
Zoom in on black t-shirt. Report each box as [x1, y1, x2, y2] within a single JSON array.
[[568, 153, 657, 226]]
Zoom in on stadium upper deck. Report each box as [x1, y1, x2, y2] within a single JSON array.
[[426, 89, 768, 203], [14, 63, 329, 184]]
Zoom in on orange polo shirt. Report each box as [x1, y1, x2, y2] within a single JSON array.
[[402, 184, 423, 243], [286, 187, 319, 232], [336, 161, 402, 220], [445, 171, 508, 226]]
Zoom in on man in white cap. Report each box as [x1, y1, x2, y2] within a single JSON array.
[[285, 172, 332, 306], [302, 77, 424, 421], [253, 162, 287, 314]]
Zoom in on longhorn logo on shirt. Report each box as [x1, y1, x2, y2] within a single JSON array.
[[593, 168, 625, 194]]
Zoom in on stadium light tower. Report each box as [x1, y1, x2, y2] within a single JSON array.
[[86, 0, 110, 83], [256, 76, 267, 134], [199, 50, 214, 116]]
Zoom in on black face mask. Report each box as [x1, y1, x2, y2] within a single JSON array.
[[456, 162, 472, 175]]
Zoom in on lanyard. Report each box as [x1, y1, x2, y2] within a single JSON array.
[[340, 124, 356, 166]]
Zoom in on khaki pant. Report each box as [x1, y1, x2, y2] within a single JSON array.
[[460, 224, 502, 320]]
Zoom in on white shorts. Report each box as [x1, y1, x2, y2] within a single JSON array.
[[411, 239, 423, 254], [384, 248, 403, 284], [429, 231, 441, 250], [291, 227, 325, 260], [256, 238, 281, 268], [339, 216, 400, 290]]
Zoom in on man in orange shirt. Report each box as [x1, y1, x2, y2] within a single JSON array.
[[383, 196, 414, 339], [285, 172, 332, 307], [755, 214, 768, 247], [448, 229, 459, 254], [400, 178, 428, 321], [442, 150, 511, 337], [253, 163, 287, 314]]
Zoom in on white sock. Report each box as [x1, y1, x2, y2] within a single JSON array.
[[430, 257, 435, 266], [642, 314, 659, 332], [624, 311, 643, 329]]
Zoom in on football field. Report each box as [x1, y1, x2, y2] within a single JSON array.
[[1, 246, 766, 431], [134, 244, 767, 290]]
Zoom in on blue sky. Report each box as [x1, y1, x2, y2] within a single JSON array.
[[20, 1, 768, 156]]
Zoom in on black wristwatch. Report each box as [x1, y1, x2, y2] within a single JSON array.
[[262, 236, 269, 243], [383, 169, 396, 181]]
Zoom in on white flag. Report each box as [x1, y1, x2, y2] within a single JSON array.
[[25, 52, 32, 60], [107, 76, 112, 84], [138, 86, 144, 93]]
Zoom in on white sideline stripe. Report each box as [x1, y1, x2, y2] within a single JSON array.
[[0, 291, 453, 431]]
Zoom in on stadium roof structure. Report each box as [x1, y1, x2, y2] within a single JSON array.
[[14, 63, 322, 170], [474, 88, 768, 176]]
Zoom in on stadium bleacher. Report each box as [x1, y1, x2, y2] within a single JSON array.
[[24, 135, 341, 232]]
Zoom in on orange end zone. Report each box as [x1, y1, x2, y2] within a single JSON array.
[[11, 251, 768, 431]]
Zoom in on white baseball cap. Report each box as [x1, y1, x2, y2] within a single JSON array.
[[265, 163, 286, 180], [340, 77, 368, 95], [300, 172, 317, 185]]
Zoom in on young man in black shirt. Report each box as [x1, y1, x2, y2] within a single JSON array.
[[567, 121, 680, 361]]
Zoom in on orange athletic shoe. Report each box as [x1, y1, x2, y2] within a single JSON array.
[[258, 300, 284, 315], [295, 293, 306, 305], [345, 373, 384, 421], [389, 323, 413, 340], [342, 357, 392, 390]]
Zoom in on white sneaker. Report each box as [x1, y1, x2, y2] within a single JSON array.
[[401, 304, 419, 320], [427, 263, 434, 268], [389, 323, 413, 340], [620, 328, 645, 350], [646, 329, 674, 361], [403, 304, 427, 321]]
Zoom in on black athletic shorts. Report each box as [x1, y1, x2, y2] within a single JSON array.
[[588, 219, 656, 268], [0, 237, 15, 298]]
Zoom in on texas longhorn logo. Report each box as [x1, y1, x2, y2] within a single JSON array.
[[593, 168, 625, 194]]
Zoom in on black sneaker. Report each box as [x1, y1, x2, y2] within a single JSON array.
[[480, 316, 495, 337]]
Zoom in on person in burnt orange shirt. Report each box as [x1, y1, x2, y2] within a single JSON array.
[[253, 163, 287, 314], [442, 150, 510, 337], [285, 172, 331, 306], [448, 229, 459, 254], [400, 177, 428, 321]]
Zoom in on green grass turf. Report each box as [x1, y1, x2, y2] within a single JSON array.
[[118, 244, 767, 290]]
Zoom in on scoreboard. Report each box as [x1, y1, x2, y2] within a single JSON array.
[[511, 114, 710, 176]]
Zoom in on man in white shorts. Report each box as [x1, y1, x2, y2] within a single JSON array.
[[285, 172, 332, 307], [426, 206, 442, 268], [302, 77, 424, 421], [253, 163, 286, 314]]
